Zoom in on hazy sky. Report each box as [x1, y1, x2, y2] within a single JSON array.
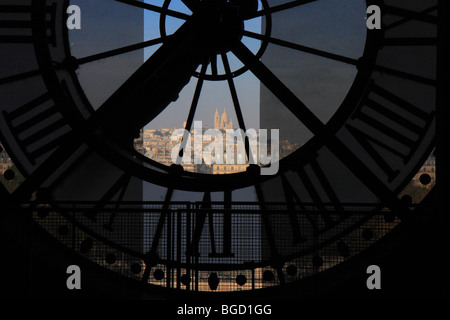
[[69, 0, 367, 141]]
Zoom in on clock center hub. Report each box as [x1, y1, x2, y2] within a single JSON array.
[[192, 0, 258, 54]]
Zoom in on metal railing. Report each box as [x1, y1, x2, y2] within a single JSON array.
[[1, 201, 422, 292]]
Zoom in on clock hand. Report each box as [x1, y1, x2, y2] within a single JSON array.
[[11, 0, 251, 202], [94, 0, 248, 142], [93, 20, 205, 141], [10, 11, 206, 201]]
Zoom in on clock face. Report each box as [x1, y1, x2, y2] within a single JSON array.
[[0, 0, 437, 294]]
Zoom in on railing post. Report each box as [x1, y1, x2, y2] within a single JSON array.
[[186, 202, 191, 292], [176, 207, 181, 290]]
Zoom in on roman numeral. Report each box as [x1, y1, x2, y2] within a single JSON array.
[[254, 184, 285, 285], [346, 82, 434, 182], [141, 187, 173, 283], [282, 159, 344, 235], [84, 173, 132, 230], [188, 192, 234, 258], [370, 4, 438, 86], [3, 92, 71, 165], [0, 3, 57, 45]]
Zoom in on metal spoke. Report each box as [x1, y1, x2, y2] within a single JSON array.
[[176, 63, 208, 164], [243, 30, 358, 65], [245, 0, 318, 20], [221, 52, 254, 164], [184, 63, 207, 132], [210, 55, 218, 77], [232, 42, 324, 135], [77, 36, 167, 65], [0, 69, 42, 85], [0, 37, 167, 85]]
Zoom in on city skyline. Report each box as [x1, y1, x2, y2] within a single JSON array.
[[140, 107, 292, 175]]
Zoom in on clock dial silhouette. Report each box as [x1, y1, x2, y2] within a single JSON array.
[[0, 0, 439, 297]]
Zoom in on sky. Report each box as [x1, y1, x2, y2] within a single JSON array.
[[69, 0, 367, 143]]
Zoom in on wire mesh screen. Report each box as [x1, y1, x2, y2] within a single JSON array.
[[9, 201, 408, 292]]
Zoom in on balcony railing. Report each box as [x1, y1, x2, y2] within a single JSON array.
[[1, 201, 426, 292]]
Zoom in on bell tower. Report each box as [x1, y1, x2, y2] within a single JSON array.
[[220, 108, 228, 129], [214, 108, 220, 129]]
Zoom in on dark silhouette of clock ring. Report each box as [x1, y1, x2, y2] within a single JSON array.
[[0, 0, 440, 297]]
